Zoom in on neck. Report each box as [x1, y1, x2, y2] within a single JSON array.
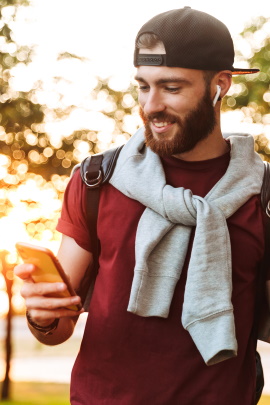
[[173, 128, 230, 162]]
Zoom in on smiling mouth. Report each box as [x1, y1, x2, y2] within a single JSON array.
[[153, 122, 172, 128], [151, 121, 175, 133]]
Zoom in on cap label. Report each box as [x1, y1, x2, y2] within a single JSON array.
[[136, 54, 165, 66]]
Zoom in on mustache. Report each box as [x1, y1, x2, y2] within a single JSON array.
[[139, 108, 180, 125]]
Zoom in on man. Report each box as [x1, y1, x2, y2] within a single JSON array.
[[15, 7, 266, 405]]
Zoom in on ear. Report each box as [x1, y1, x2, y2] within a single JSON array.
[[215, 71, 232, 99]]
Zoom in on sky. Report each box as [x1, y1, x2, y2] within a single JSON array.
[[8, 0, 270, 137], [13, 0, 270, 81]]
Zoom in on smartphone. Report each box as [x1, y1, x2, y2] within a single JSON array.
[[16, 242, 81, 311]]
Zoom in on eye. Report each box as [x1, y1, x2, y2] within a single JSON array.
[[165, 87, 181, 93], [138, 85, 149, 92]]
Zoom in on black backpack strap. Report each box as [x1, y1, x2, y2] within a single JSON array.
[[259, 162, 270, 314], [254, 162, 270, 404], [73, 145, 123, 310], [256, 163, 270, 345], [261, 162, 270, 215], [257, 162, 270, 328]]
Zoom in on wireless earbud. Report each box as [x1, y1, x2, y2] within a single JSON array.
[[213, 85, 221, 107]]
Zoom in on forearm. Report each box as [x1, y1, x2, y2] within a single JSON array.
[[15, 236, 92, 346], [27, 315, 78, 345]]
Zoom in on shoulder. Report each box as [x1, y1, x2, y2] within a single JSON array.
[[62, 168, 87, 216], [67, 166, 85, 191]]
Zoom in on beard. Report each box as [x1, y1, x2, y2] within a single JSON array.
[[140, 86, 217, 157]]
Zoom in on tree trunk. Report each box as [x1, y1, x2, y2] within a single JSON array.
[[0, 251, 13, 401]]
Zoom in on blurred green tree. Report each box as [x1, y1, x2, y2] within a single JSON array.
[[0, 0, 45, 179], [0, 2, 34, 400], [0, 0, 139, 251], [222, 16, 270, 159], [0, 0, 44, 128]]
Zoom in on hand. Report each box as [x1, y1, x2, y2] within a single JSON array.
[[14, 262, 84, 327]]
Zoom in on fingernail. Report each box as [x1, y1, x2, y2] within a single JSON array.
[[71, 296, 80, 303], [57, 283, 66, 291]]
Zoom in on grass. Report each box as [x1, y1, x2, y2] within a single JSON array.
[[0, 316, 82, 404], [259, 395, 270, 405], [0, 381, 69, 405]]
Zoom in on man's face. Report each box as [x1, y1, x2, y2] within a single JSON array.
[[136, 64, 216, 158]]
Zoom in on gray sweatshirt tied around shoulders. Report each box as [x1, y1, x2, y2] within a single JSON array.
[[109, 127, 264, 365]]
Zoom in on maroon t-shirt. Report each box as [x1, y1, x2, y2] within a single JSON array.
[[57, 151, 265, 405]]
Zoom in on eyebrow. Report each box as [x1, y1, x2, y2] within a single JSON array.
[[134, 76, 192, 86]]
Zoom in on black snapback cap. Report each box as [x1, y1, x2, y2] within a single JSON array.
[[134, 7, 259, 75]]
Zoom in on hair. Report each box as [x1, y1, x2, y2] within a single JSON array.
[[136, 33, 218, 88], [136, 33, 163, 50], [202, 71, 218, 87]]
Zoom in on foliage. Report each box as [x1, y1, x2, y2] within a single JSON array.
[[0, 0, 43, 131], [0, 76, 139, 181], [224, 16, 270, 116], [0, 0, 140, 326], [222, 16, 270, 160], [0, 0, 140, 265], [0, 0, 139, 183]]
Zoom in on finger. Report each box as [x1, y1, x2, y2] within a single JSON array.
[[25, 295, 82, 311], [28, 307, 84, 324], [21, 282, 67, 298], [14, 263, 36, 281]]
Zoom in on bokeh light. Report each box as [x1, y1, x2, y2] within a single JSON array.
[[1, 0, 270, 319]]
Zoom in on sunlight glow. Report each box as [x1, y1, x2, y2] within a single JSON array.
[[0, 291, 9, 317], [1, 0, 270, 318]]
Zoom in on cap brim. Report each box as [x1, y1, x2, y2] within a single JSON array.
[[231, 68, 260, 75]]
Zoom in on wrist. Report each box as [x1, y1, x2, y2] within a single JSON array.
[[26, 311, 59, 336]]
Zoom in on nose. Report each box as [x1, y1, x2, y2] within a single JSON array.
[[142, 90, 166, 116]]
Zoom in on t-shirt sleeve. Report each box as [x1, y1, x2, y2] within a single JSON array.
[[56, 169, 92, 252]]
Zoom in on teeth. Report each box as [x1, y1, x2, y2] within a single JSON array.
[[154, 122, 170, 128]]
